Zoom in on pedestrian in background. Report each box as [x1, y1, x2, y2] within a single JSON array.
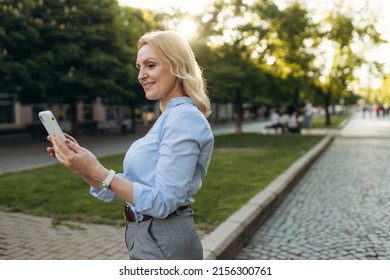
[[304, 98, 313, 131], [269, 108, 286, 133], [46, 30, 214, 260], [287, 111, 301, 134]]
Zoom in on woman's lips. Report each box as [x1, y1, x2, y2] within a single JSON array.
[[142, 82, 155, 91]]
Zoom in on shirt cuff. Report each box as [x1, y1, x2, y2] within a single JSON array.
[[90, 186, 116, 202], [89, 173, 125, 202], [132, 182, 153, 212]]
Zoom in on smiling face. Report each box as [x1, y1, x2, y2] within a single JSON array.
[[136, 44, 184, 109]]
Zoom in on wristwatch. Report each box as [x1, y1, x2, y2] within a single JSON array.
[[100, 169, 116, 190]]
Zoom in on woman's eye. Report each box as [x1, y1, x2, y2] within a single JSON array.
[[135, 63, 156, 72]]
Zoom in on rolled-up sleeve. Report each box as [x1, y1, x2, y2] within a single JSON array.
[[89, 173, 125, 202]]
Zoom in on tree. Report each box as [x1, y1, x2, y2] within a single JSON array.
[[0, 0, 157, 133], [192, 0, 324, 132], [376, 73, 390, 105], [38, 0, 138, 134], [192, 0, 275, 133], [310, 2, 385, 125], [260, 1, 319, 111], [0, 0, 47, 98], [115, 5, 161, 131]]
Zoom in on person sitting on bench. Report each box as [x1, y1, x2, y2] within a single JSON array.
[[287, 111, 301, 134], [268, 109, 286, 133]]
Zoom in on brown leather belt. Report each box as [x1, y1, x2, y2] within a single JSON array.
[[123, 205, 189, 223]]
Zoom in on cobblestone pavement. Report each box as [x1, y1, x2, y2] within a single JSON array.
[[0, 120, 269, 260], [236, 113, 390, 260]]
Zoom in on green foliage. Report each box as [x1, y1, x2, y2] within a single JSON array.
[[0, 0, 160, 133], [312, 4, 385, 124], [191, 0, 385, 126], [376, 73, 390, 104]]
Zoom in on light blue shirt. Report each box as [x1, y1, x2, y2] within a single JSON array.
[[90, 97, 214, 220]]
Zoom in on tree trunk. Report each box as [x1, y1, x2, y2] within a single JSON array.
[[234, 89, 243, 134], [324, 92, 332, 126]]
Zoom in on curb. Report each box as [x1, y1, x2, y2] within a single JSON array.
[[202, 133, 335, 260], [338, 113, 353, 129]]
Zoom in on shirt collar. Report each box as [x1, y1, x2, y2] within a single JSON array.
[[167, 96, 194, 108]]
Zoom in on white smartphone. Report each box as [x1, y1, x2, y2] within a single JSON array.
[[38, 110, 66, 140]]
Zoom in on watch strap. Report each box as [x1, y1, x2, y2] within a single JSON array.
[[101, 169, 115, 190]]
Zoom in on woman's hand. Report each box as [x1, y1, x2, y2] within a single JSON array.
[[46, 133, 77, 158], [46, 133, 133, 202], [49, 133, 107, 184]]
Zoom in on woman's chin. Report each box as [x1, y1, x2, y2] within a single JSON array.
[[145, 93, 159, 101]]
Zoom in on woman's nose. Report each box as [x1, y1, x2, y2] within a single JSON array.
[[138, 68, 147, 81]]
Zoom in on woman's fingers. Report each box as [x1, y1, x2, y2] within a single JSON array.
[[51, 133, 74, 162], [50, 133, 101, 179], [64, 133, 78, 144], [46, 147, 56, 157]]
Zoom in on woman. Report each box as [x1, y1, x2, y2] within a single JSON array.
[[47, 30, 214, 260], [287, 111, 301, 134]]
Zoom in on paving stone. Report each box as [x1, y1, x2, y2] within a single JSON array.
[[236, 115, 390, 260]]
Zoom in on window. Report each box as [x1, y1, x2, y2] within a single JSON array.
[[31, 104, 46, 122], [106, 105, 120, 121], [106, 105, 132, 121], [0, 93, 15, 124], [83, 104, 93, 120]]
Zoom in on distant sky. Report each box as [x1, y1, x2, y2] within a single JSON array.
[[118, 0, 390, 87]]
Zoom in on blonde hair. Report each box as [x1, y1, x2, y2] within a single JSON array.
[[137, 30, 211, 117]]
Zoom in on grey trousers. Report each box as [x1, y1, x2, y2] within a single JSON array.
[[125, 207, 203, 260]]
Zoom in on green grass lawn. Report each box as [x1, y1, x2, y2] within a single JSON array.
[[311, 112, 351, 128], [0, 133, 323, 232]]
